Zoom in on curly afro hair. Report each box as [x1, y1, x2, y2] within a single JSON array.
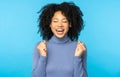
[[38, 2, 84, 41]]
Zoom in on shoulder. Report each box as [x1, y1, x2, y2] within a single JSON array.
[[68, 40, 78, 48]]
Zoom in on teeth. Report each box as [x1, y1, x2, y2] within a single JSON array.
[[56, 29, 64, 32]]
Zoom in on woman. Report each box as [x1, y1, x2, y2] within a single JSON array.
[[32, 2, 87, 77]]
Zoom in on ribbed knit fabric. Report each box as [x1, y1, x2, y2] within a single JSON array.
[[32, 35, 87, 77]]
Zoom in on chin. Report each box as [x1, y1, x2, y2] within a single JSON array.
[[55, 34, 65, 38]]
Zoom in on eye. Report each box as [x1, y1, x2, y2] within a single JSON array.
[[62, 20, 68, 23], [52, 20, 58, 23]]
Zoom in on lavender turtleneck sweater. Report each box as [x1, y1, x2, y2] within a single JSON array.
[[32, 35, 87, 77]]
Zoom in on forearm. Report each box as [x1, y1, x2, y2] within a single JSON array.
[[73, 56, 87, 77], [32, 56, 47, 77]]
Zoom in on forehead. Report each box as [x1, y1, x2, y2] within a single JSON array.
[[52, 11, 67, 19]]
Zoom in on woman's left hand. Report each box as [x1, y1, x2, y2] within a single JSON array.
[[75, 41, 86, 57]]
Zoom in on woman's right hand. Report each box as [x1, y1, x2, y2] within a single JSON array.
[[37, 40, 47, 57]]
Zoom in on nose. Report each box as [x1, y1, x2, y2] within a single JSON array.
[[58, 21, 63, 27]]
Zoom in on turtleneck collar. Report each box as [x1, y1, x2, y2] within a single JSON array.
[[49, 35, 71, 44]]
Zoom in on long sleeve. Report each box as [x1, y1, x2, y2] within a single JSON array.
[[32, 44, 47, 77], [73, 51, 87, 77]]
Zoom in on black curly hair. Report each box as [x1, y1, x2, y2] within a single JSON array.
[[38, 2, 84, 41]]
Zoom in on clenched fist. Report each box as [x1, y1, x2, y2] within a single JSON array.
[[37, 40, 47, 56], [75, 41, 86, 57]]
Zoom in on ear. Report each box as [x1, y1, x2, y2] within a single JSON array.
[[69, 24, 72, 27], [69, 23, 71, 27]]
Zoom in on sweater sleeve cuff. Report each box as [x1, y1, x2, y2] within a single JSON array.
[[74, 56, 82, 63], [39, 55, 47, 62]]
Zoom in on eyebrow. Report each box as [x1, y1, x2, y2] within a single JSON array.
[[52, 18, 67, 20]]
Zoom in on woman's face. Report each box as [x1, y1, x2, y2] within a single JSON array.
[[50, 11, 70, 38]]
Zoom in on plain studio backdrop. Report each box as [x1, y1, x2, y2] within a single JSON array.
[[0, 0, 120, 77]]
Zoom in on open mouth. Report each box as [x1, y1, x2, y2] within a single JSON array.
[[56, 29, 64, 35]]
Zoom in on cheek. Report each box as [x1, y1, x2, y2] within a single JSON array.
[[50, 23, 56, 29], [50, 25, 55, 29], [65, 25, 70, 31], [50, 25, 56, 33], [64, 27, 69, 34]]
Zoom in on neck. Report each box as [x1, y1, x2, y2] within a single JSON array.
[[49, 35, 71, 44]]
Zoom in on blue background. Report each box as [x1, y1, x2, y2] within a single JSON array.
[[0, 0, 120, 77]]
